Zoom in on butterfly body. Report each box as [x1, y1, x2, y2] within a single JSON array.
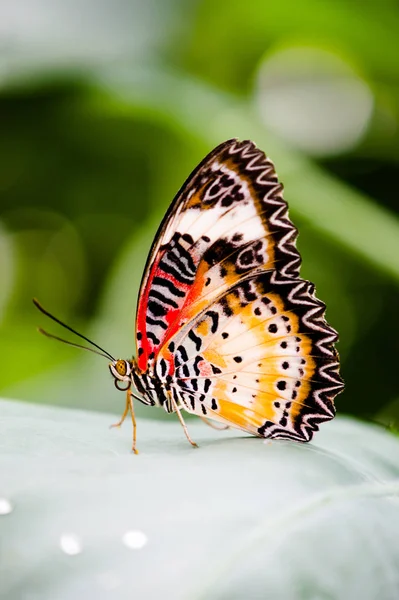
[[109, 139, 344, 445]]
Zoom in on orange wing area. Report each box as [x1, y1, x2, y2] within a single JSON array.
[[135, 140, 300, 372], [169, 271, 343, 442]]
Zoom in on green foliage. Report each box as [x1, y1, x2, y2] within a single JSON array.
[[1, 398, 399, 599]]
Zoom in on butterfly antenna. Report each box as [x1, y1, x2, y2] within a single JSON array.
[[33, 298, 115, 361]]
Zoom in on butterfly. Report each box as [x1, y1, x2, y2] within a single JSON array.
[[34, 139, 344, 453]]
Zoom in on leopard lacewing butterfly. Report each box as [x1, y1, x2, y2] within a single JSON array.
[[34, 139, 344, 452]]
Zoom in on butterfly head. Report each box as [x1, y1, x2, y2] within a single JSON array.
[[109, 359, 133, 391]]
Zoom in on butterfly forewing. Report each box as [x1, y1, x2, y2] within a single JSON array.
[[135, 139, 344, 441], [136, 140, 300, 370]]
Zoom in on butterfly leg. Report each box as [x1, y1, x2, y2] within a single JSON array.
[[109, 392, 130, 429], [109, 389, 139, 454], [171, 395, 198, 448], [127, 390, 139, 455], [199, 416, 230, 431]]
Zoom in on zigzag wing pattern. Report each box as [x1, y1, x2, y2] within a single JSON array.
[[159, 271, 343, 442], [135, 139, 301, 372]]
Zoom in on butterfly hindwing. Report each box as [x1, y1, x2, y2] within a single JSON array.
[[168, 271, 342, 442], [136, 140, 300, 371]]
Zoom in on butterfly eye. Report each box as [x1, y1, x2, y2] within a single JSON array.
[[109, 359, 131, 383], [116, 360, 127, 376]]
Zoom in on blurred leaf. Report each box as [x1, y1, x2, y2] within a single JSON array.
[[89, 67, 399, 282], [0, 223, 14, 321], [1, 398, 399, 599], [188, 0, 399, 88], [0, 0, 188, 85]]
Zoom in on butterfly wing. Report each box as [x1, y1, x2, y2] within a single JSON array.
[[135, 139, 301, 371], [165, 270, 343, 442], [135, 138, 343, 440]]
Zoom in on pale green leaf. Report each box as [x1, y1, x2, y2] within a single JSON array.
[[1, 398, 399, 599]]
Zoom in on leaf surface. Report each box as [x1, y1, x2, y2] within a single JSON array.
[[1, 398, 399, 599]]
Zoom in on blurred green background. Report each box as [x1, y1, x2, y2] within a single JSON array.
[[0, 0, 398, 427]]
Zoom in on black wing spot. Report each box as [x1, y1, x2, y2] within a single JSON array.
[[221, 195, 234, 208], [193, 356, 202, 376], [182, 233, 194, 244], [160, 359, 167, 377], [153, 276, 185, 298], [233, 356, 242, 363], [268, 324, 278, 334], [220, 297, 233, 317], [188, 330, 202, 351], [147, 332, 160, 344], [149, 289, 178, 308], [277, 381, 286, 391], [204, 378, 212, 393], [206, 310, 219, 334], [148, 300, 167, 318], [282, 361, 289, 370], [146, 316, 168, 330], [177, 345, 189, 363]]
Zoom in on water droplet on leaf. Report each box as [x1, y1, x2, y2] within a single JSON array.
[[59, 533, 82, 555], [122, 529, 148, 549], [0, 498, 13, 515]]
